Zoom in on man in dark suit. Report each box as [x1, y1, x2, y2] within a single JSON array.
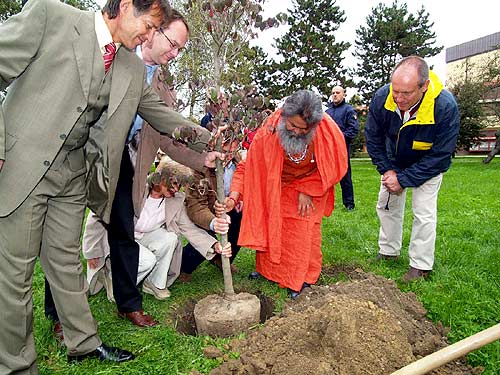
[[0, 0, 211, 372]]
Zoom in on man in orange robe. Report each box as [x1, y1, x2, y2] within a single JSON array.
[[225, 90, 348, 297]]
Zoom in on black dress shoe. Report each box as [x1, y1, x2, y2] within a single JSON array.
[[248, 271, 261, 280], [68, 344, 135, 363]]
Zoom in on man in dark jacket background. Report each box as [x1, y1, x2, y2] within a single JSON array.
[[365, 56, 460, 282], [326, 85, 359, 210]]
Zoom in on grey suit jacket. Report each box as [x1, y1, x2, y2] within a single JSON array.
[[0, 0, 209, 220]]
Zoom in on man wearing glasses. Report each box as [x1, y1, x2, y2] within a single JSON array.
[[0, 0, 213, 372], [67, 9, 223, 329], [365, 56, 460, 282]]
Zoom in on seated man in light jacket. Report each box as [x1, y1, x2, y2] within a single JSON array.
[[83, 160, 231, 300]]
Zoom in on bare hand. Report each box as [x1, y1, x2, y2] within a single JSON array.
[[298, 192, 314, 217], [0, 159, 4, 171], [87, 257, 101, 269], [223, 193, 240, 212], [382, 169, 397, 180], [382, 170, 403, 194], [204, 151, 224, 168], [212, 215, 231, 234], [214, 241, 232, 258], [213, 200, 226, 217]]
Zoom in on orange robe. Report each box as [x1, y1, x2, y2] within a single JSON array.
[[231, 109, 347, 291]]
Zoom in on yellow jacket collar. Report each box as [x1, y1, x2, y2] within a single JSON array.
[[384, 70, 443, 125]]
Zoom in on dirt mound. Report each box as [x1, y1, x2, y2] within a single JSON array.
[[207, 269, 480, 375]]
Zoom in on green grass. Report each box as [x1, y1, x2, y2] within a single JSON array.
[[32, 157, 500, 374]]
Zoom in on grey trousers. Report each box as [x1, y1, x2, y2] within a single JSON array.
[[0, 157, 101, 375]]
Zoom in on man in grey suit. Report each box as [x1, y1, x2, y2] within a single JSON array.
[[0, 0, 211, 373]]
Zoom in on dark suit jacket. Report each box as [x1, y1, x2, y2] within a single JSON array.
[[0, 0, 209, 221]]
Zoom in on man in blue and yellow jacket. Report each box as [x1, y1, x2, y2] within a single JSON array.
[[365, 56, 460, 282]]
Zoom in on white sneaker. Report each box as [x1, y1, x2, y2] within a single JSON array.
[[143, 280, 171, 300]]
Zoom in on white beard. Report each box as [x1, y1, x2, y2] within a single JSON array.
[[277, 119, 316, 155]]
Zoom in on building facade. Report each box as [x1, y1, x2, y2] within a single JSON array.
[[446, 32, 500, 153]]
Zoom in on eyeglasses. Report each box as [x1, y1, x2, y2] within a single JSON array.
[[158, 28, 184, 53]]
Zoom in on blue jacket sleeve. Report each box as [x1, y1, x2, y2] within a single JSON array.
[[397, 93, 460, 188], [343, 106, 359, 140]]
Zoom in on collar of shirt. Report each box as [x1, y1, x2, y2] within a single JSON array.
[[135, 46, 158, 85], [95, 11, 121, 55], [396, 98, 422, 123]]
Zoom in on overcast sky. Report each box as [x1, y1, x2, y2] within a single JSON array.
[[257, 0, 500, 93], [95, 0, 500, 93]]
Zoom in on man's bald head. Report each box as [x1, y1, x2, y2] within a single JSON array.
[[331, 85, 346, 105], [390, 56, 430, 112]]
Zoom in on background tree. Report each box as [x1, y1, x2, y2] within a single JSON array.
[[260, 0, 350, 101], [348, 94, 368, 155], [171, 0, 281, 294], [0, 0, 21, 22], [448, 52, 500, 151], [170, 0, 284, 119], [449, 79, 486, 151], [63, 0, 99, 10], [481, 51, 500, 123], [353, 1, 442, 104]]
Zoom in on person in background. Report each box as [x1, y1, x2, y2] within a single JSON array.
[[325, 85, 359, 210], [364, 56, 460, 282]]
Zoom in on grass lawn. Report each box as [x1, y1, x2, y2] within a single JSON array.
[[32, 157, 500, 375]]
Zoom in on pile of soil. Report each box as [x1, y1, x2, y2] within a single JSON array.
[[205, 268, 481, 375]]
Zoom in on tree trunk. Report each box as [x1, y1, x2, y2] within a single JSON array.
[[215, 136, 235, 296]]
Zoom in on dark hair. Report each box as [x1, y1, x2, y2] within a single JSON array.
[[103, 0, 170, 20], [282, 90, 323, 127], [392, 56, 429, 87], [165, 8, 190, 34]]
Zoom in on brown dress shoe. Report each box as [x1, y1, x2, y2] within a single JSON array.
[[177, 272, 193, 283], [402, 266, 431, 283], [118, 310, 159, 327], [53, 321, 64, 343]]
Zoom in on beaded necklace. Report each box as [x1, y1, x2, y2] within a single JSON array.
[[286, 144, 309, 164]]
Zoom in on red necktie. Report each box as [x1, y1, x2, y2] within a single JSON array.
[[103, 42, 116, 73]]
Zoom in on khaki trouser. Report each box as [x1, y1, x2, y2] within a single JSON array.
[[137, 228, 178, 289], [376, 173, 443, 271], [0, 156, 101, 375]]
